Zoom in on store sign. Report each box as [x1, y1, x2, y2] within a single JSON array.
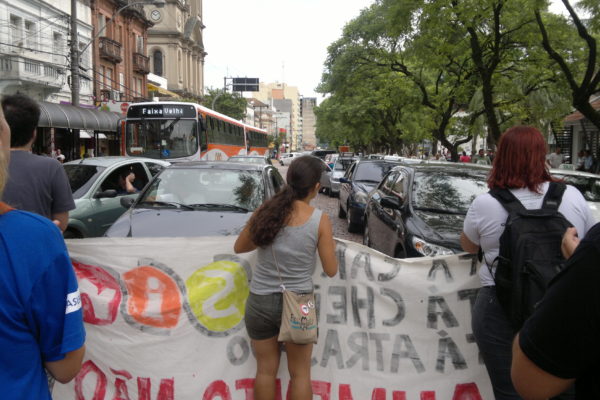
[[127, 104, 197, 119]]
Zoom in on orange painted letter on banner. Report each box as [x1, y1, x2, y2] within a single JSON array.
[[123, 266, 182, 328]]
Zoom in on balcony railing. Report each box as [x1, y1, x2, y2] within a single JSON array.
[[99, 37, 122, 63], [0, 56, 63, 90], [132, 52, 150, 74]]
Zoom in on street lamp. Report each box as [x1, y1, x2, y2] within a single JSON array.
[[70, 0, 165, 107]]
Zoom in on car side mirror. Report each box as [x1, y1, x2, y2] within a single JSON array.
[[339, 177, 350, 184], [94, 189, 117, 199], [120, 196, 135, 208], [381, 195, 402, 210]]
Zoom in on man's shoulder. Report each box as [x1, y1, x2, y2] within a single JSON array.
[[1, 209, 60, 235], [11, 151, 62, 168]]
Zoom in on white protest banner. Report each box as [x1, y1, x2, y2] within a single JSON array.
[[53, 237, 493, 399]]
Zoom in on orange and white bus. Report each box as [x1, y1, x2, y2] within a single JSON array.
[[122, 102, 269, 161]]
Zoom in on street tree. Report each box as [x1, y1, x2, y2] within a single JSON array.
[[534, 0, 600, 133], [201, 88, 247, 121]]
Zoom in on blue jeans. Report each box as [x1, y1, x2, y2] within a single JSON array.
[[472, 286, 574, 400]]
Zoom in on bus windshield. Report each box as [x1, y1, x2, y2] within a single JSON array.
[[126, 119, 199, 159]]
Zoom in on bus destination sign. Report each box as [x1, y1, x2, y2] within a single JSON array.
[[127, 104, 197, 118]]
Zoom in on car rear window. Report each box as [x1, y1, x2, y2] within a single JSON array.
[[64, 164, 107, 199], [412, 170, 489, 213], [141, 168, 265, 211], [354, 162, 395, 182]]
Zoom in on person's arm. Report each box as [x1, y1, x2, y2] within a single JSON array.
[[44, 345, 85, 383], [234, 224, 257, 253], [52, 211, 68, 232], [511, 334, 574, 399], [31, 228, 86, 385], [561, 227, 580, 259], [460, 232, 479, 254], [125, 172, 138, 193], [318, 213, 338, 277]]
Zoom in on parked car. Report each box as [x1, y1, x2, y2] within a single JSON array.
[[338, 159, 401, 232], [550, 168, 600, 221], [105, 162, 285, 237], [324, 153, 339, 169], [311, 149, 337, 160], [228, 155, 272, 165], [363, 163, 490, 258], [319, 161, 333, 195], [63, 157, 170, 238], [280, 152, 302, 166], [329, 155, 359, 197]]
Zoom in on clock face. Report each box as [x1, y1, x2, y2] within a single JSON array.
[[151, 9, 161, 21]]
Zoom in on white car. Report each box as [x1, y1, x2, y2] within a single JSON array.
[[280, 152, 303, 166], [550, 168, 600, 221]]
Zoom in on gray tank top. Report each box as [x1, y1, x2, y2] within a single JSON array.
[[250, 208, 323, 294]]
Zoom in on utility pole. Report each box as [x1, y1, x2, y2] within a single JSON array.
[[70, 0, 80, 159]]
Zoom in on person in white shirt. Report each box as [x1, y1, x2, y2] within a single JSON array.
[[461, 126, 595, 400], [546, 147, 564, 169]]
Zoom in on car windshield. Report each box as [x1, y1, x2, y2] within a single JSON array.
[[125, 119, 198, 159], [553, 174, 600, 202], [64, 164, 107, 199], [335, 158, 355, 171], [412, 170, 489, 214], [229, 157, 265, 164], [354, 162, 395, 182], [139, 168, 265, 211]]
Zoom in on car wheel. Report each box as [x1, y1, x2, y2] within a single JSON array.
[[347, 203, 362, 233], [338, 202, 346, 219], [63, 228, 83, 239], [363, 220, 370, 247]]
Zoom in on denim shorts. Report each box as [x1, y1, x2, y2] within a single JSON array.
[[245, 292, 283, 340]]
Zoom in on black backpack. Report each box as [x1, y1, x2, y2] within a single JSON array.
[[489, 182, 571, 330]]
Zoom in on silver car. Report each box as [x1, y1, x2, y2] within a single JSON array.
[[329, 156, 358, 197], [63, 157, 170, 238]]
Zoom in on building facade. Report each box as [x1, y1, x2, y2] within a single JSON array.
[[301, 97, 317, 150], [90, 0, 154, 103], [251, 82, 302, 151], [0, 0, 93, 104], [146, 0, 205, 99]]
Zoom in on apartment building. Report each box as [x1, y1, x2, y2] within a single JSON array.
[[91, 0, 154, 102], [0, 0, 93, 104], [251, 82, 302, 151], [301, 97, 317, 149], [146, 0, 205, 99]]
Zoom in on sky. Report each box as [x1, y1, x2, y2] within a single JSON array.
[[202, 0, 374, 101], [202, 0, 580, 102]]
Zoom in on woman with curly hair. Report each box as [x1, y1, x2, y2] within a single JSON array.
[[461, 126, 595, 399], [234, 155, 337, 400]]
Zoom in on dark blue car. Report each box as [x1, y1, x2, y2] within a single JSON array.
[[337, 159, 401, 233]]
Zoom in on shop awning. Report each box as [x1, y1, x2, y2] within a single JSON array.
[[80, 130, 109, 139], [37, 102, 122, 132], [148, 83, 181, 98]]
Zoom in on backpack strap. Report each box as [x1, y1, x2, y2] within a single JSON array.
[[489, 188, 526, 214], [0, 202, 13, 215], [541, 181, 566, 211]]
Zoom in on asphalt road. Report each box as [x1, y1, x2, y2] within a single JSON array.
[[274, 162, 363, 244]]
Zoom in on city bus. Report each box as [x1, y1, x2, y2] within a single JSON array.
[[121, 102, 269, 161]]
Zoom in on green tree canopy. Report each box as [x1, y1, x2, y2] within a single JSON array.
[[201, 88, 247, 121]]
